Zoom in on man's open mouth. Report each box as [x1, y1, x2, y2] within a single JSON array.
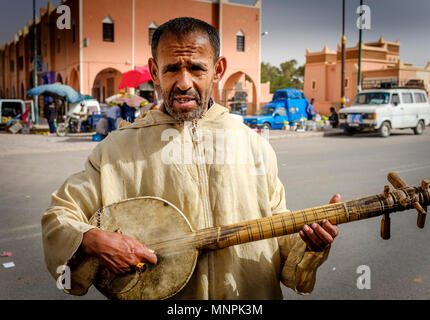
[[173, 96, 197, 108]]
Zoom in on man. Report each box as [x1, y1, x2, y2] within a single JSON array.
[[329, 106, 339, 128], [306, 98, 316, 121], [42, 17, 339, 299], [95, 113, 108, 140], [74, 103, 88, 133], [106, 104, 120, 132]]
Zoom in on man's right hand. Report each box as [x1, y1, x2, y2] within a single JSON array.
[[81, 228, 157, 275]]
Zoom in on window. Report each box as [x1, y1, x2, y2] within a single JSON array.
[[102, 16, 114, 42], [18, 56, 23, 70], [414, 92, 427, 103], [401, 92, 413, 104], [344, 78, 349, 88], [312, 81, 316, 90], [10, 60, 14, 72], [391, 93, 400, 105], [57, 37, 61, 53], [72, 23, 76, 43], [277, 108, 287, 116], [148, 22, 158, 45], [236, 30, 245, 52], [43, 41, 47, 56]]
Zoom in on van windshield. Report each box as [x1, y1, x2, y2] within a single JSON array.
[[1, 102, 23, 117], [259, 107, 275, 115], [354, 92, 390, 105]]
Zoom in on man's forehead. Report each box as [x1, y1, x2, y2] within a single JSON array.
[[156, 31, 214, 60]]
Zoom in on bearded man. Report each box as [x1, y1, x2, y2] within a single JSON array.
[[42, 17, 339, 299]]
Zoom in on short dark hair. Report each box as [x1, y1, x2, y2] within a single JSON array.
[[151, 17, 220, 63]]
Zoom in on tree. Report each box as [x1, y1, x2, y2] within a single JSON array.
[[261, 59, 304, 93]]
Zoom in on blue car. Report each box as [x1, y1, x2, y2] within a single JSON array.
[[244, 88, 309, 129]]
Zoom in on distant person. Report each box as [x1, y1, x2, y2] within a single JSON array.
[[74, 103, 89, 133], [306, 98, 316, 121], [121, 102, 136, 123], [47, 101, 57, 135], [329, 107, 339, 128], [96, 113, 108, 140], [106, 104, 121, 132]]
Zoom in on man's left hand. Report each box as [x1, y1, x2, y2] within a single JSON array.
[[299, 194, 340, 252]]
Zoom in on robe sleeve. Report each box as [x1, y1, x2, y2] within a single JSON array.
[[266, 144, 331, 295], [41, 146, 103, 296]]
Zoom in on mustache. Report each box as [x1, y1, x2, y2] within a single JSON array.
[[169, 88, 201, 102]]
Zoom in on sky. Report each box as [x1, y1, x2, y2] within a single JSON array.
[[1, 0, 429, 69]]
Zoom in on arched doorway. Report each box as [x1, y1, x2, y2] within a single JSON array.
[[56, 73, 63, 84], [69, 68, 79, 92], [223, 72, 257, 115], [21, 83, 25, 100], [92, 68, 122, 103]]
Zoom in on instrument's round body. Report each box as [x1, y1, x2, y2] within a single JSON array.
[[88, 197, 199, 300]]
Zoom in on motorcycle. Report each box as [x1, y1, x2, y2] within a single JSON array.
[[56, 114, 91, 136]]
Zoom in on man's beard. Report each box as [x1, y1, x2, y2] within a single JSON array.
[[161, 82, 213, 121]]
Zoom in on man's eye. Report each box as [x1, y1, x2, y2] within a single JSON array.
[[191, 66, 205, 72]]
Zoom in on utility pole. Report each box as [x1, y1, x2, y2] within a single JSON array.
[[33, 0, 39, 124], [357, 0, 363, 92], [340, 0, 346, 109]]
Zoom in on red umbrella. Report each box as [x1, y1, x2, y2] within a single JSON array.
[[118, 65, 152, 90]]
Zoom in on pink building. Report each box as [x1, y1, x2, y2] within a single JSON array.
[[304, 37, 430, 115], [0, 0, 271, 118]]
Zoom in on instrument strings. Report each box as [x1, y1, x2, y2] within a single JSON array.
[[144, 197, 411, 257]]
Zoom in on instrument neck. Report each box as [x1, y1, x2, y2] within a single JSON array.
[[198, 186, 423, 250]]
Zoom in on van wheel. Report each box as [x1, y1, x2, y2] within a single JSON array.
[[344, 127, 355, 135], [378, 121, 391, 137], [413, 120, 425, 135], [262, 123, 271, 130], [56, 123, 67, 137]]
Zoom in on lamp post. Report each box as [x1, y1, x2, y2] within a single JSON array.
[[340, 0, 346, 109], [357, 0, 363, 92], [33, 0, 39, 124]]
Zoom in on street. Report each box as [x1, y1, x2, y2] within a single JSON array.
[[0, 128, 429, 300]]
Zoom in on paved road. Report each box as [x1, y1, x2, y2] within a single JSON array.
[[0, 128, 429, 299]]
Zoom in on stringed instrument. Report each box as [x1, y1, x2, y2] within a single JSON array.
[[83, 172, 428, 300]]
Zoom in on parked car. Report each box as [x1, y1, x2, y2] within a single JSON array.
[[243, 88, 309, 129], [339, 88, 430, 137], [0, 99, 35, 129]]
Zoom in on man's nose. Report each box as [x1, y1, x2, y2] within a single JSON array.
[[176, 70, 193, 91]]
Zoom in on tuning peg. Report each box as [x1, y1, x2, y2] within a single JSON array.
[[381, 213, 390, 240], [388, 172, 408, 189]]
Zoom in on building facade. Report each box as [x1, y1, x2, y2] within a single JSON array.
[[304, 37, 430, 115], [0, 0, 269, 117]]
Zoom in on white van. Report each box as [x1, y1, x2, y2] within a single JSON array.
[[67, 99, 101, 116], [339, 88, 430, 137], [0, 99, 35, 128]]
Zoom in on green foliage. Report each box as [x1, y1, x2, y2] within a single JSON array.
[[261, 59, 304, 93]]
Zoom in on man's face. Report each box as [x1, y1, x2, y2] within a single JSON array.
[[149, 31, 226, 121]]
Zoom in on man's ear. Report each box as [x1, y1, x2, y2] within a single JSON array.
[[148, 58, 159, 85], [213, 56, 227, 83]]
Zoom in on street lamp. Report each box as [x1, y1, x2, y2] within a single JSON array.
[[340, 0, 346, 109], [261, 31, 268, 36]]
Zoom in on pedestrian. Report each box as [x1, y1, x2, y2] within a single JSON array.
[[329, 106, 339, 128], [306, 98, 316, 121], [47, 100, 57, 135], [121, 102, 136, 123], [74, 103, 88, 133], [106, 104, 120, 132], [41, 17, 340, 300], [95, 113, 108, 140]]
